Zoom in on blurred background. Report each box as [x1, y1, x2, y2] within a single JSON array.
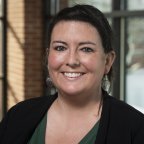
[[0, 0, 144, 120]]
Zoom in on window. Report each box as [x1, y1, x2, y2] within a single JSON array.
[[126, 18, 144, 112], [45, 0, 144, 113], [68, 0, 112, 12]]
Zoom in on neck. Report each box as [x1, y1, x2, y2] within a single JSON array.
[[55, 89, 103, 118]]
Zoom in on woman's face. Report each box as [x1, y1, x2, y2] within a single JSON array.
[[48, 21, 115, 96]]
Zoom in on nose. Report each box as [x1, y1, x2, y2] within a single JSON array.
[[66, 50, 80, 68]]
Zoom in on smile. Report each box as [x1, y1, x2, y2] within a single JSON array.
[[63, 72, 84, 78]]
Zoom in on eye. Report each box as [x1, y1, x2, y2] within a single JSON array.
[[80, 47, 94, 53], [54, 46, 67, 51]]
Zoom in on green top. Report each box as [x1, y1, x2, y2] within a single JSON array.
[[28, 113, 99, 144]]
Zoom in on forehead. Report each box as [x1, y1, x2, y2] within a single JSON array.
[[51, 21, 102, 42], [53, 20, 96, 32]]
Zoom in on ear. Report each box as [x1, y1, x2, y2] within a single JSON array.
[[104, 51, 116, 74]]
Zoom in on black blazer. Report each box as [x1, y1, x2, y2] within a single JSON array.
[[0, 91, 144, 144]]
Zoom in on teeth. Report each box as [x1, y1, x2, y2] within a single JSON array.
[[64, 73, 81, 78]]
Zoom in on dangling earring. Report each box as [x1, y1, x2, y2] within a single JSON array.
[[46, 77, 53, 88], [102, 74, 110, 92], [46, 77, 56, 95], [46, 65, 53, 89]]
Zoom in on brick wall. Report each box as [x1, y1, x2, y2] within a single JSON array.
[[7, 0, 44, 109]]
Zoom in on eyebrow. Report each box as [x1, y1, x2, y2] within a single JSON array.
[[79, 41, 97, 46], [52, 40, 97, 46], [52, 41, 67, 45]]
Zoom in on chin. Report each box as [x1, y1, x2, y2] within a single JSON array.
[[58, 87, 83, 96]]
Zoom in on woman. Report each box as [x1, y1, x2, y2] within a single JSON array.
[[0, 4, 144, 144]]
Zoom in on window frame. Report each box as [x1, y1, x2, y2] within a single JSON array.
[[106, 0, 144, 100], [0, 0, 7, 117]]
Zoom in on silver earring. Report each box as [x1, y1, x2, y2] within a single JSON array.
[[46, 77, 53, 88], [102, 74, 110, 91], [46, 77, 57, 95], [103, 74, 108, 81]]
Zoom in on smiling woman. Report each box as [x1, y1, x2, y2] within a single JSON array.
[[0, 4, 144, 144], [48, 21, 114, 99]]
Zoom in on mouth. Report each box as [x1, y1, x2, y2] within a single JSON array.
[[62, 72, 85, 79]]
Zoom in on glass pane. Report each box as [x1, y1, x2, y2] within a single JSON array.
[[127, 0, 144, 10], [60, 0, 112, 12], [126, 18, 144, 113]]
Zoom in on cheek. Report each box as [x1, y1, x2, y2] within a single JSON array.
[[81, 55, 106, 72], [48, 52, 65, 70]]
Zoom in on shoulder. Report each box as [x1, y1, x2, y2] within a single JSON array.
[[8, 94, 57, 117], [1, 94, 57, 124], [105, 94, 144, 120], [10, 96, 50, 111], [0, 94, 57, 143], [7, 96, 47, 114], [102, 92, 144, 143], [103, 92, 144, 132]]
